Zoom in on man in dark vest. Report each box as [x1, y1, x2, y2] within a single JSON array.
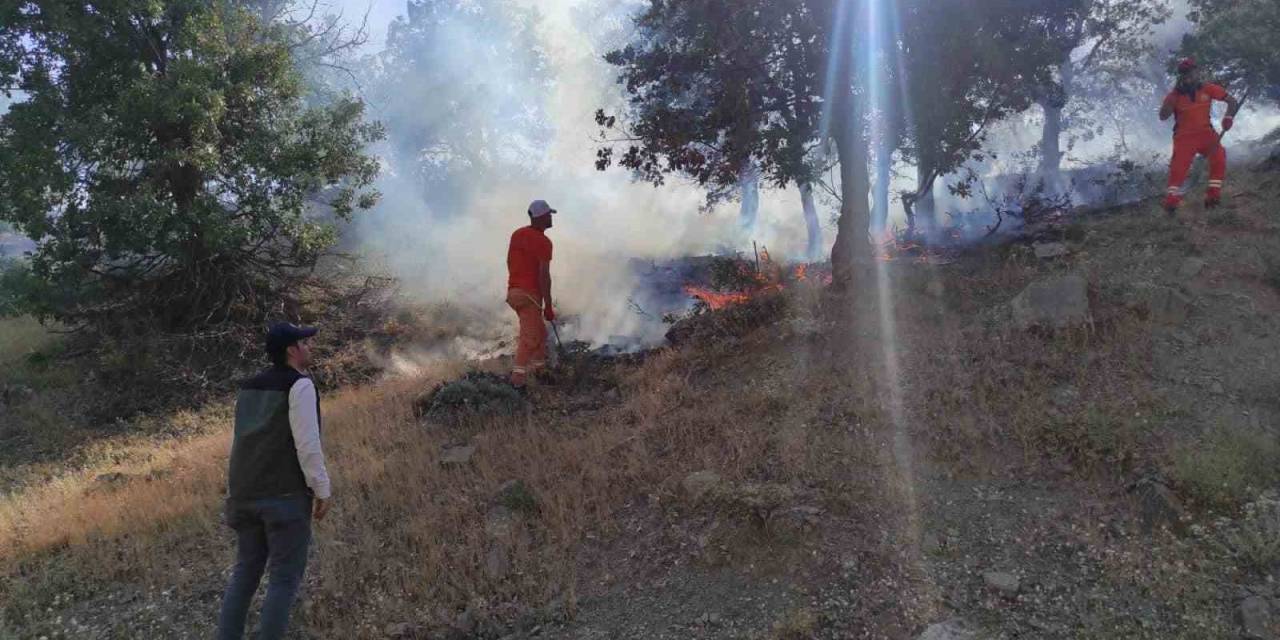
[[217, 322, 331, 640]]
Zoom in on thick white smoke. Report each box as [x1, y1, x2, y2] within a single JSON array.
[[340, 0, 816, 347]]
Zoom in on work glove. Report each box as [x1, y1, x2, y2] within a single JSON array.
[[543, 305, 556, 322], [1222, 116, 1234, 132]]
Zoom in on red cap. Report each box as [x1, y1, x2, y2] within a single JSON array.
[[1177, 57, 1196, 73]]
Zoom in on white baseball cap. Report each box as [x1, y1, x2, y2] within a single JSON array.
[[528, 199, 557, 218]]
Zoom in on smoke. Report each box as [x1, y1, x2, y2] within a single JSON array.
[[339, 0, 816, 348], [334, 0, 1277, 339]]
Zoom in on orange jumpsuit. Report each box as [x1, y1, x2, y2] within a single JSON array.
[[1164, 83, 1229, 209], [506, 226, 552, 385]]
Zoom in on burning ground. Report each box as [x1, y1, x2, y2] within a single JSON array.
[[5, 167, 1280, 638]]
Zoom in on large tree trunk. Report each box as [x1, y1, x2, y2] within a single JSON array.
[[799, 182, 822, 261], [1038, 58, 1073, 188], [830, 114, 871, 289]]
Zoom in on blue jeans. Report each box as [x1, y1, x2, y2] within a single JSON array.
[[216, 494, 313, 640]]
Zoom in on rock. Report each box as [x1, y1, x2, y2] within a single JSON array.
[[1211, 381, 1226, 395], [681, 470, 722, 501], [86, 472, 131, 494], [1177, 257, 1206, 281], [384, 622, 413, 638], [983, 571, 1020, 597], [921, 531, 943, 555], [918, 618, 978, 640], [1010, 274, 1090, 329], [926, 280, 946, 298], [1148, 286, 1192, 325], [453, 609, 477, 635], [1033, 242, 1070, 259], [2, 384, 35, 406], [774, 505, 824, 535], [439, 444, 475, 467], [484, 545, 511, 581], [94, 472, 130, 486], [1050, 385, 1079, 410], [1130, 479, 1186, 532], [484, 505, 517, 539], [1240, 595, 1276, 640], [604, 387, 622, 402]]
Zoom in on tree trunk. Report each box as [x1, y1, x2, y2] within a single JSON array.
[[873, 138, 891, 235], [739, 166, 759, 233], [799, 182, 822, 261], [914, 160, 936, 233], [830, 113, 871, 289], [1038, 58, 1073, 188]]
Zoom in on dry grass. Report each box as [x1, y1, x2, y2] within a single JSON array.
[[1, 304, 889, 636], [902, 268, 1162, 474], [0, 316, 57, 367]]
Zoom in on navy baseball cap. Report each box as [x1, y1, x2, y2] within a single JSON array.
[[266, 322, 318, 354]]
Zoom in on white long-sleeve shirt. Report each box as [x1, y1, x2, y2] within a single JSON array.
[[288, 378, 331, 500]]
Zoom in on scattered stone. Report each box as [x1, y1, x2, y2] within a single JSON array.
[[453, 609, 477, 635], [1130, 478, 1186, 532], [1049, 385, 1079, 410], [918, 618, 978, 640], [93, 472, 129, 486], [681, 470, 723, 501], [439, 444, 476, 467], [1177, 257, 1206, 281], [921, 531, 943, 555], [774, 505, 824, 535], [384, 622, 413, 638], [1148, 286, 1192, 325], [86, 472, 133, 495], [1240, 596, 1276, 640], [484, 545, 511, 581], [484, 505, 517, 539], [2, 384, 35, 406], [1033, 242, 1070, 259], [983, 571, 1021, 597], [1010, 274, 1090, 329]]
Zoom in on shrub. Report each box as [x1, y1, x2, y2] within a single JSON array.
[[1169, 425, 1280, 509], [1215, 493, 1280, 574]]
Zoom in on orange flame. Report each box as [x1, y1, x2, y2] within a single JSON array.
[[683, 285, 754, 310]]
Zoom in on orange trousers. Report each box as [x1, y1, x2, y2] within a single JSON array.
[[506, 288, 546, 383], [1166, 130, 1226, 204]]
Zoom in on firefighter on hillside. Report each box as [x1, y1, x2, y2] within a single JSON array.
[[1159, 57, 1241, 213]]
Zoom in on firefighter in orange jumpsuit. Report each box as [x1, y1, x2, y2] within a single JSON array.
[[1159, 57, 1241, 213], [506, 199, 557, 388]]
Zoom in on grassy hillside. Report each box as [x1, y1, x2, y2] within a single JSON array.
[[4, 167, 1280, 638]]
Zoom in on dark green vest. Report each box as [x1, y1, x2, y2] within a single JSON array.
[[228, 366, 319, 501]]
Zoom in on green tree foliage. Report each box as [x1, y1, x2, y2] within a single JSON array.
[[896, 0, 1086, 231], [375, 0, 552, 214], [1029, 0, 1170, 182], [596, 0, 871, 282], [598, 0, 1086, 275], [0, 1, 383, 332], [1182, 0, 1280, 108]]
